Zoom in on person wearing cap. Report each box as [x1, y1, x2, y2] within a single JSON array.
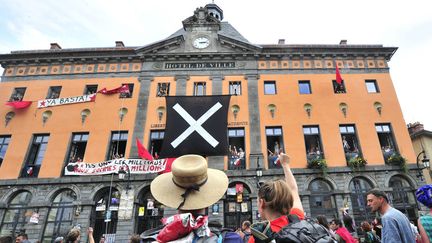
[[147, 154, 230, 242], [366, 189, 415, 243], [54, 236, 64, 243], [416, 184, 432, 243]]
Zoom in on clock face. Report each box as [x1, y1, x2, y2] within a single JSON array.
[[193, 37, 210, 49]]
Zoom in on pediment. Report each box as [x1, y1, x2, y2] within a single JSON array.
[[135, 35, 184, 55], [218, 34, 262, 53]]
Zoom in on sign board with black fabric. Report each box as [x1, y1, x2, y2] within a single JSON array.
[[160, 96, 230, 157]]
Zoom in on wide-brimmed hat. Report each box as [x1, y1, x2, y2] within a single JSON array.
[[151, 154, 228, 210]]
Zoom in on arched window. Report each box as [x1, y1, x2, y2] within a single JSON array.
[[349, 177, 373, 233], [91, 188, 120, 242], [42, 190, 77, 242], [389, 176, 417, 222], [308, 179, 337, 220], [0, 191, 32, 238], [224, 182, 252, 229], [135, 188, 164, 234]]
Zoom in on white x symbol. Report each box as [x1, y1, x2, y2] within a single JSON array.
[[171, 102, 222, 148]]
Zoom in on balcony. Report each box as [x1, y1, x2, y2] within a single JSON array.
[[20, 165, 40, 178], [228, 156, 246, 170], [307, 152, 324, 163]]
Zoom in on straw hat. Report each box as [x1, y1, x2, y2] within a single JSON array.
[[150, 154, 228, 210]]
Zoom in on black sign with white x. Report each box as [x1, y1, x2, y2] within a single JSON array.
[[159, 96, 231, 157]]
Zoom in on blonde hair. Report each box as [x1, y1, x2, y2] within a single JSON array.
[[65, 228, 80, 243], [258, 179, 293, 215]]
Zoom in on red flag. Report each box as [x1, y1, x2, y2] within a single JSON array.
[[5, 101, 32, 109], [162, 158, 175, 173], [336, 64, 343, 84], [97, 84, 130, 95], [136, 138, 154, 160]]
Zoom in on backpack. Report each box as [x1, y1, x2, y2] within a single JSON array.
[[222, 231, 244, 243], [251, 214, 335, 243]]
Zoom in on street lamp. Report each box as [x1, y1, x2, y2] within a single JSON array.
[[256, 156, 263, 188], [118, 162, 131, 193], [416, 150, 430, 180]]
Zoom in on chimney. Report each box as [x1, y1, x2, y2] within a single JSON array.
[[407, 122, 424, 135], [339, 40, 347, 45], [115, 41, 125, 48], [50, 43, 62, 50], [278, 39, 285, 45]]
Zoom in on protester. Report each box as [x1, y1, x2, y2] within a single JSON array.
[[360, 221, 380, 243], [0, 236, 13, 243], [371, 217, 382, 238], [238, 220, 252, 243], [14, 233, 30, 243], [65, 226, 95, 243], [98, 235, 105, 243], [367, 189, 415, 243], [144, 154, 231, 242], [248, 153, 304, 243], [54, 236, 64, 243], [129, 234, 141, 243], [416, 184, 432, 243], [329, 219, 356, 243]]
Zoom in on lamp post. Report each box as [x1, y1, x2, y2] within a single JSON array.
[[255, 156, 263, 188], [416, 150, 430, 181], [118, 162, 131, 193]]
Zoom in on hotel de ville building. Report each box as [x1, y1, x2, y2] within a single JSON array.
[[0, 3, 425, 242]]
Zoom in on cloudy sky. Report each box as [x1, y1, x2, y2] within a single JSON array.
[[1, 0, 431, 129]]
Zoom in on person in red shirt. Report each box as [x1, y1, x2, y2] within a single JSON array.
[[249, 153, 304, 243], [330, 219, 356, 243]]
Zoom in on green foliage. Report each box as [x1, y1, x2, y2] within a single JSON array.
[[387, 153, 408, 173], [307, 158, 328, 176], [348, 157, 367, 170]]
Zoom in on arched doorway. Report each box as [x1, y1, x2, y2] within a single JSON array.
[[308, 179, 337, 220], [0, 191, 32, 238], [91, 187, 120, 242], [135, 187, 164, 234], [388, 175, 418, 222], [349, 177, 374, 233], [224, 182, 252, 229], [41, 189, 77, 242]]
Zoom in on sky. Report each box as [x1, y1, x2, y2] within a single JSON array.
[[0, 0, 431, 130]]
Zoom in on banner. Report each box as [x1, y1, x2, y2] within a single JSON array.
[[5, 101, 32, 109], [37, 93, 96, 108], [160, 95, 230, 157], [64, 158, 167, 176]]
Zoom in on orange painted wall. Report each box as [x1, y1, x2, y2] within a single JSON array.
[[0, 77, 139, 179]]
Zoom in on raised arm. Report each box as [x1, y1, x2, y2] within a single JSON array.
[[279, 153, 303, 211]]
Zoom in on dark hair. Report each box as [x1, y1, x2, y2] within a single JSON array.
[[316, 215, 329, 229], [242, 220, 251, 228], [0, 236, 13, 243], [16, 233, 28, 240], [361, 221, 372, 232], [258, 180, 293, 215], [331, 219, 343, 227], [129, 234, 141, 243], [367, 189, 389, 202]]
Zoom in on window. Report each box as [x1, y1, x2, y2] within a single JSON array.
[[333, 80, 346, 93], [229, 81, 241, 95], [84, 84, 98, 95], [9, 87, 26, 101], [308, 179, 337, 220], [149, 130, 164, 159], [193, 82, 206, 96], [66, 133, 89, 163], [47, 86, 62, 99], [375, 124, 397, 162], [92, 188, 120, 242], [157, 83, 170, 97], [228, 128, 246, 170], [42, 190, 77, 242], [119, 83, 134, 98], [0, 135, 11, 167], [22, 134, 50, 178], [303, 126, 324, 162], [135, 189, 164, 234], [340, 125, 362, 162], [107, 131, 128, 160], [298, 81, 311, 94], [0, 191, 32, 238], [264, 81, 276, 95], [365, 80, 379, 93], [349, 177, 374, 236], [266, 127, 284, 168]]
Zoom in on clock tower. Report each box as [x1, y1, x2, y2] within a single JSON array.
[[182, 4, 223, 52]]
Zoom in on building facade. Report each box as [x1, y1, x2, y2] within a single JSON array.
[[0, 4, 424, 242], [409, 122, 432, 184]]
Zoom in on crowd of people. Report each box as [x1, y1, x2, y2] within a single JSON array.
[[2, 152, 432, 243]]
